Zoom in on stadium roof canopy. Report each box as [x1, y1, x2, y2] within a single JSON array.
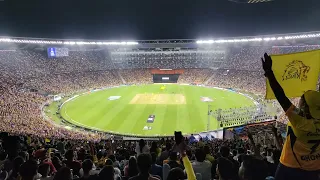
[[0, 31, 320, 50]]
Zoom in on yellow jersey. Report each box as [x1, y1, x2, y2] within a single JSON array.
[[280, 105, 320, 171]]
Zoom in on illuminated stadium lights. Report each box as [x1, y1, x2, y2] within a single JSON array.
[[0, 38, 139, 46], [263, 37, 276, 41], [196, 37, 263, 44], [0, 32, 320, 45], [196, 33, 320, 44]]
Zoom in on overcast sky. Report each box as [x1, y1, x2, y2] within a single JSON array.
[[1, 0, 320, 40]]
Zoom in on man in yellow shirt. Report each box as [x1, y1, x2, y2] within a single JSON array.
[[262, 53, 320, 180]]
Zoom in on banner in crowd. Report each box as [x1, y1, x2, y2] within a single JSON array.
[[266, 50, 320, 99]]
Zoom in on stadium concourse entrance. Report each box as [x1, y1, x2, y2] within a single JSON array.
[[151, 69, 183, 83]]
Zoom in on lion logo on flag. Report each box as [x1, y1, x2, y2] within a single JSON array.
[[282, 60, 310, 82]]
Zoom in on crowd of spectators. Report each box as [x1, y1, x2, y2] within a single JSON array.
[[0, 44, 319, 179], [119, 69, 152, 84], [2, 45, 317, 141], [206, 70, 266, 94], [111, 50, 225, 69], [178, 69, 213, 84], [0, 124, 283, 180]]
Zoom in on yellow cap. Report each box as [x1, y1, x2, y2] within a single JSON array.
[[303, 90, 320, 119]]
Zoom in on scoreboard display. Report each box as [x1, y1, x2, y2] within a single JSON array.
[[47, 47, 69, 58]]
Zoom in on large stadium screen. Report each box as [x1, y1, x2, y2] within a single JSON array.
[[47, 47, 69, 58]]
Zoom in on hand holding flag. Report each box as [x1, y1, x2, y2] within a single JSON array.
[[261, 53, 272, 73]]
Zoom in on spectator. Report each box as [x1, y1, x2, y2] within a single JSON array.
[[166, 167, 185, 180], [63, 150, 82, 177], [216, 157, 235, 180], [53, 167, 72, 180], [19, 160, 38, 180], [129, 153, 160, 180], [164, 152, 184, 170], [204, 145, 214, 163], [109, 155, 120, 169], [98, 165, 117, 180], [262, 53, 320, 179], [150, 153, 162, 179], [51, 156, 62, 172], [159, 142, 171, 164], [56, 139, 65, 155], [38, 163, 53, 180], [135, 139, 149, 155], [150, 142, 161, 157], [77, 159, 97, 180], [8, 156, 24, 180], [238, 155, 268, 180], [124, 157, 139, 178], [105, 159, 121, 178], [192, 148, 212, 180]]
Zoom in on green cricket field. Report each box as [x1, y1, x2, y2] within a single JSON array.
[[57, 84, 254, 136]]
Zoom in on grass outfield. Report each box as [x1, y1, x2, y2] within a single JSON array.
[[58, 84, 255, 136]]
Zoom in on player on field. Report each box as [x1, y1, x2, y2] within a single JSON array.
[[262, 53, 320, 180]]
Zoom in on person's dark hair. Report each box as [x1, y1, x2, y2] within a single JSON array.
[[151, 152, 157, 164], [137, 153, 152, 174], [124, 151, 130, 160], [150, 142, 158, 154], [167, 167, 185, 180], [169, 151, 178, 161], [38, 163, 50, 178], [53, 167, 72, 180], [128, 156, 139, 178], [64, 149, 74, 161], [19, 160, 38, 180], [204, 145, 211, 155], [108, 154, 116, 163], [240, 155, 268, 180], [166, 142, 172, 151], [232, 150, 237, 157], [238, 148, 245, 154], [217, 157, 234, 180], [105, 159, 113, 166], [82, 159, 93, 174], [220, 146, 230, 158], [195, 148, 206, 162], [85, 155, 94, 162], [18, 151, 28, 161], [99, 165, 114, 180], [139, 139, 145, 153]]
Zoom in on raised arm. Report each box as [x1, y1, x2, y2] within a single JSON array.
[[272, 125, 282, 150], [262, 53, 292, 112], [247, 131, 259, 156]]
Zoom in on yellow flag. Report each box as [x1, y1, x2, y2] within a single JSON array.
[[266, 50, 320, 99]]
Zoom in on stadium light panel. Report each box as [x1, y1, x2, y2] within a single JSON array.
[[75, 41, 80, 44], [126, 42, 139, 45]]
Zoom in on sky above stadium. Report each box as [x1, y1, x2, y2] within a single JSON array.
[[1, 0, 320, 40]]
